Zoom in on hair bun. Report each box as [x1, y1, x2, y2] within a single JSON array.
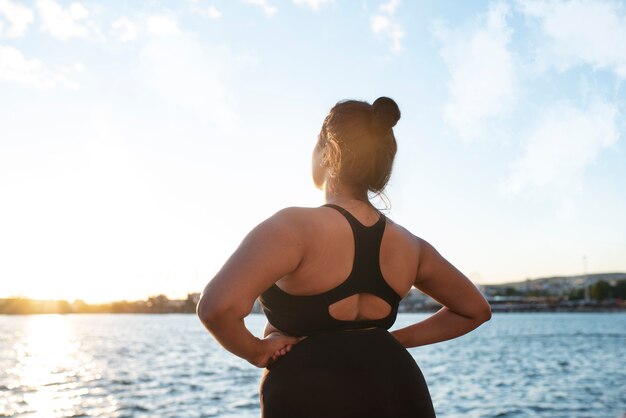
[[372, 97, 401, 130]]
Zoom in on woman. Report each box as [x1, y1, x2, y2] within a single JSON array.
[[197, 97, 491, 417]]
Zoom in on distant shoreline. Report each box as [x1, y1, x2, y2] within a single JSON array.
[[3, 272, 625, 315], [1, 307, 625, 315], [1, 292, 625, 315]]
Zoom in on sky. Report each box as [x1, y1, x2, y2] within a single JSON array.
[[1, 0, 625, 303]]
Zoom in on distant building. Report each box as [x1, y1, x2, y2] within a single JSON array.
[[187, 292, 201, 305]]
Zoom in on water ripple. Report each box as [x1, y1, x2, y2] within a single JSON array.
[[0, 313, 624, 418]]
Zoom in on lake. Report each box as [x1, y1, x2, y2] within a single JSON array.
[[1, 313, 624, 417]]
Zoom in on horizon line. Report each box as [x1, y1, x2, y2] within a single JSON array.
[[2, 271, 625, 304]]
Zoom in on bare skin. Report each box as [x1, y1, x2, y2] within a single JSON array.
[[197, 142, 491, 367]]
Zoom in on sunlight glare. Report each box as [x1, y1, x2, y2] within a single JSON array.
[[8, 316, 103, 417]]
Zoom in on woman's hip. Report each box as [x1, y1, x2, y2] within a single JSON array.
[[260, 328, 435, 418]]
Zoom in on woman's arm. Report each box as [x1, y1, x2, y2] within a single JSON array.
[[391, 238, 491, 348], [197, 209, 304, 367]]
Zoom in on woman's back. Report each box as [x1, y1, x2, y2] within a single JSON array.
[[259, 205, 437, 418], [271, 204, 419, 324]]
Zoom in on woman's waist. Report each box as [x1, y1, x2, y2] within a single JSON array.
[[266, 327, 411, 371], [292, 326, 403, 351], [263, 310, 398, 337]]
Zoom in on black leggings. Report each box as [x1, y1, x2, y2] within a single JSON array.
[[260, 328, 436, 418]]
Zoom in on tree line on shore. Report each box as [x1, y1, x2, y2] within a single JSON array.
[[491, 279, 626, 301], [2, 279, 625, 315], [0, 294, 199, 315]]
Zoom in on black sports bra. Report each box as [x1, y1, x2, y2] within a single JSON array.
[[259, 204, 402, 337]]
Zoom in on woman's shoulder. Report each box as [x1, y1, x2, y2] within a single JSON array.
[[260, 206, 326, 233], [391, 221, 416, 237], [384, 218, 424, 249], [237, 208, 317, 258], [267, 206, 323, 222]]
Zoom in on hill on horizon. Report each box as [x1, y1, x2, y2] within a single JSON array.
[[487, 272, 626, 289]]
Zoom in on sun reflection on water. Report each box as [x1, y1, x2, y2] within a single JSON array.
[[7, 315, 104, 417]]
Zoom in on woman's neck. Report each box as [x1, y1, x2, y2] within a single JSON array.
[[324, 182, 370, 207]]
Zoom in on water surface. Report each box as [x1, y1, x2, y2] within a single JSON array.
[[1, 313, 624, 417]]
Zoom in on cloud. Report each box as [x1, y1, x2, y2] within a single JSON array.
[[246, 0, 277, 17], [145, 15, 180, 36], [133, 15, 237, 127], [502, 98, 619, 196], [517, 0, 626, 78], [371, 15, 389, 32], [435, 2, 517, 141], [192, 5, 222, 19], [292, 0, 331, 11], [113, 12, 218, 43], [111, 16, 137, 42], [0, 0, 34, 38], [370, 0, 404, 53], [379, 0, 400, 15], [37, 0, 103, 41], [0, 44, 76, 88]]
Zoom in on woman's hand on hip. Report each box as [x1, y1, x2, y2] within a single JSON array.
[[250, 332, 304, 368]]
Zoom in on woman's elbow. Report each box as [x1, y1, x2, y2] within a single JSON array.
[[197, 293, 249, 329], [477, 302, 492, 323], [196, 294, 224, 328]]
